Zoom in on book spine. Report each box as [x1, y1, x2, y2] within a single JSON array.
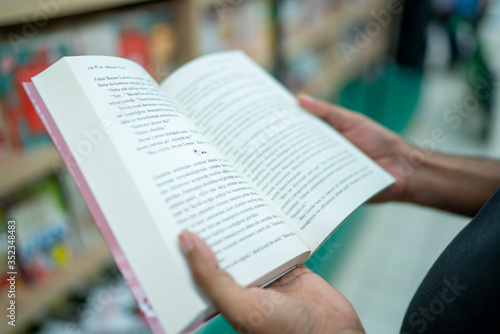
[[22, 82, 165, 334]]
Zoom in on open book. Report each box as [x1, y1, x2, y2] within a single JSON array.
[[24, 51, 394, 334]]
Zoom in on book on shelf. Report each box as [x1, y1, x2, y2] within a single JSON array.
[[23, 51, 394, 334], [0, 3, 179, 150], [1, 176, 74, 284]]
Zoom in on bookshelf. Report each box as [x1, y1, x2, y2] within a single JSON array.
[[278, 0, 391, 98], [0, 0, 153, 27], [300, 20, 390, 97], [282, 1, 386, 61], [0, 146, 61, 198], [0, 242, 112, 334]]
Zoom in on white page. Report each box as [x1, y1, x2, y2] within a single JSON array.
[[33, 56, 310, 334], [162, 51, 395, 252]]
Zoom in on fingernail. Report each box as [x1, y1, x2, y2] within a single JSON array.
[[178, 232, 195, 255], [298, 94, 316, 104]]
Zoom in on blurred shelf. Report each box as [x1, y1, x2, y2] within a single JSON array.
[[0, 0, 153, 27], [282, 10, 342, 61], [193, 0, 220, 9], [0, 0, 254, 28], [296, 33, 389, 98], [282, 0, 386, 62], [0, 242, 112, 334], [0, 147, 61, 198], [193, 0, 272, 10]]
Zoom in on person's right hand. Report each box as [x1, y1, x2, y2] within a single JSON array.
[[179, 231, 364, 334], [298, 94, 413, 203]]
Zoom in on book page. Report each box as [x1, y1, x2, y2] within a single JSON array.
[[161, 51, 395, 252], [32, 56, 309, 334]]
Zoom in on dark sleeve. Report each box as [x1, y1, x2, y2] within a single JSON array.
[[400, 188, 500, 334]]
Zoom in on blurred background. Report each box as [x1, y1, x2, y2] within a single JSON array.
[[0, 0, 498, 333]]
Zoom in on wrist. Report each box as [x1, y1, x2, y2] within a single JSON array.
[[395, 142, 440, 205], [399, 148, 474, 214]]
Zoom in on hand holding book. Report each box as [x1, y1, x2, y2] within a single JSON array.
[[178, 230, 365, 334], [175, 95, 410, 334], [178, 94, 500, 334], [175, 94, 409, 334], [297, 94, 410, 204]]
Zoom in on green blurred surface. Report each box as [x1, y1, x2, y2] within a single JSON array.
[[197, 64, 422, 334], [339, 65, 422, 133]]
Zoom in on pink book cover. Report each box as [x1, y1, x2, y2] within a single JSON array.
[[23, 81, 219, 333], [22, 82, 178, 333]]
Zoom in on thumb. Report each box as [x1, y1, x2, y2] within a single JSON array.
[[178, 231, 250, 315], [298, 94, 362, 132]]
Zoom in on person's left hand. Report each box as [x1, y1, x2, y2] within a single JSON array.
[[178, 231, 364, 334]]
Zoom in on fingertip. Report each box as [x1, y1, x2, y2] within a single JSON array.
[[178, 231, 195, 255], [297, 93, 312, 102], [178, 232, 245, 313], [297, 93, 316, 107], [178, 231, 219, 267], [297, 94, 326, 116]]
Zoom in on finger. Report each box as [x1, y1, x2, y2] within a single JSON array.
[[178, 231, 249, 314], [269, 265, 312, 287], [298, 94, 363, 132], [266, 265, 308, 294]]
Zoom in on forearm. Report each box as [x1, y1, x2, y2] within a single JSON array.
[[404, 150, 500, 217]]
